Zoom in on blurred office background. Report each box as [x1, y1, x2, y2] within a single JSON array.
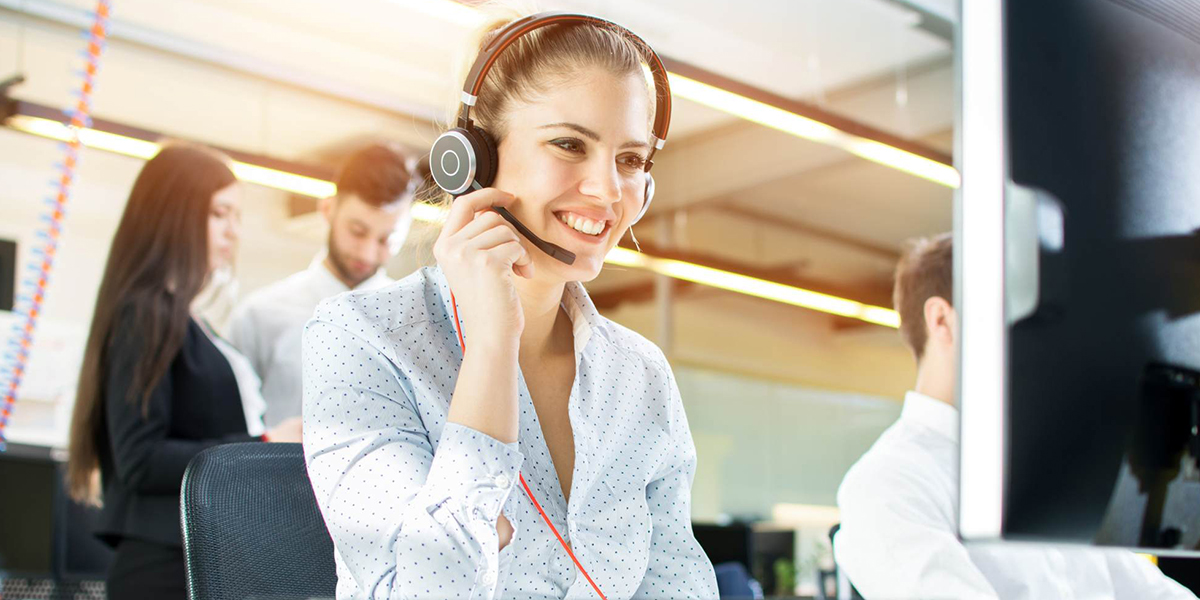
[[0, 0, 956, 596]]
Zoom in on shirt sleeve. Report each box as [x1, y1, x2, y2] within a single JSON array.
[[834, 458, 999, 600], [302, 315, 525, 600], [633, 367, 718, 600], [1106, 551, 1197, 599], [104, 314, 257, 495]]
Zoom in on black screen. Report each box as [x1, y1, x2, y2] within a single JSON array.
[[0, 444, 112, 580], [0, 445, 56, 576], [0, 239, 14, 312], [1003, 0, 1200, 549]]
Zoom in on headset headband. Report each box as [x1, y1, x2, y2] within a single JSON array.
[[457, 12, 672, 167]]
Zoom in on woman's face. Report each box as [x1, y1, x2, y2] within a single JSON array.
[[207, 182, 242, 274], [492, 67, 653, 283]]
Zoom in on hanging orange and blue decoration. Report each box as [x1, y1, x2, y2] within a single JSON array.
[[0, 0, 113, 450]]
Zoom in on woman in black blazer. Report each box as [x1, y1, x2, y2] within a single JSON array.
[[65, 144, 302, 600]]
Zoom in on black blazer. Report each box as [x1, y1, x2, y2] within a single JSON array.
[[96, 309, 257, 548]]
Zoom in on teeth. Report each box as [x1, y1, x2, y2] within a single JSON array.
[[559, 213, 604, 236]]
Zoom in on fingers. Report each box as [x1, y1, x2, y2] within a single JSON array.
[[440, 188, 516, 237], [512, 255, 535, 279], [454, 210, 512, 242], [486, 241, 533, 278], [434, 194, 536, 279], [464, 221, 522, 252]]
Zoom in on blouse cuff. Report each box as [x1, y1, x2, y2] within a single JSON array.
[[421, 422, 524, 523]]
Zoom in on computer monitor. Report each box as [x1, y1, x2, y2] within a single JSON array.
[[0, 239, 14, 312], [958, 0, 1200, 553], [0, 443, 112, 580], [0, 444, 56, 577]]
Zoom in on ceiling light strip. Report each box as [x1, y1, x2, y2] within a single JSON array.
[[604, 247, 899, 328], [4, 115, 899, 327]]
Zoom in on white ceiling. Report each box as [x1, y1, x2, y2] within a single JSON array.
[[3, 0, 951, 147], [548, 0, 949, 99]]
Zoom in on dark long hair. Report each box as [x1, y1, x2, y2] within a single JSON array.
[[66, 143, 236, 503]]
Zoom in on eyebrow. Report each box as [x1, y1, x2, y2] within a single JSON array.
[[538, 122, 650, 151]]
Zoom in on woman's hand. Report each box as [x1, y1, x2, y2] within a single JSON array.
[[266, 416, 303, 443], [433, 188, 533, 351]]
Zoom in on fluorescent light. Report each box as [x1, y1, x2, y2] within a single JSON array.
[[412, 201, 447, 223], [8, 113, 457, 222], [6, 113, 898, 327], [8, 115, 338, 198], [604, 247, 899, 328], [669, 73, 961, 188], [8, 115, 158, 159], [668, 74, 844, 144], [844, 138, 961, 188], [603, 246, 652, 269], [228, 162, 335, 198]]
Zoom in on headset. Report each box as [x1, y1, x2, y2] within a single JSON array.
[[429, 12, 673, 266]]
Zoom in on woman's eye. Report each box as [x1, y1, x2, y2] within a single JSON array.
[[550, 138, 585, 154], [620, 154, 647, 170]]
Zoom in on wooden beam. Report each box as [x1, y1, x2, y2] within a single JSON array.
[[640, 203, 902, 263], [590, 279, 697, 310]]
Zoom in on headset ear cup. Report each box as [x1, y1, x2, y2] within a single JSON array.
[[632, 172, 655, 225], [470, 128, 499, 189], [430, 128, 478, 196]]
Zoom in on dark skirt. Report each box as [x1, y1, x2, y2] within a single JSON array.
[[106, 538, 187, 600]]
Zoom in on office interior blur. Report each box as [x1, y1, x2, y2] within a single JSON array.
[[3, 0, 1200, 599]]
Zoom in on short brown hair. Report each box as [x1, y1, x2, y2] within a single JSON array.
[[894, 233, 953, 360], [335, 143, 415, 208]]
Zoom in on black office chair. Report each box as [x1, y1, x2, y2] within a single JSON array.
[[180, 442, 337, 600]]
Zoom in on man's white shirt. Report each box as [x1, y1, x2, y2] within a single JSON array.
[[229, 253, 392, 427], [834, 391, 1195, 600]]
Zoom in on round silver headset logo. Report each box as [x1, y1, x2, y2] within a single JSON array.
[[440, 150, 460, 178]]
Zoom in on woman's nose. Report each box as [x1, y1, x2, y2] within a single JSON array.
[[578, 158, 622, 204]]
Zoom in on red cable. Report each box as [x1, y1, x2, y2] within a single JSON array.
[[449, 291, 606, 600]]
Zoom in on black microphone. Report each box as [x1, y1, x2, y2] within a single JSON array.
[[491, 206, 576, 265]]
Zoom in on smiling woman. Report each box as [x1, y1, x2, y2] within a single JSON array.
[[300, 8, 718, 600]]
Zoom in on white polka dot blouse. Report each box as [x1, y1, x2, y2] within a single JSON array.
[[301, 266, 718, 600]]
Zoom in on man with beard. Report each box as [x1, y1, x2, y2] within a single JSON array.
[[230, 143, 416, 428]]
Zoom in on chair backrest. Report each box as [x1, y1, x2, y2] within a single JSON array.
[[181, 442, 336, 600]]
